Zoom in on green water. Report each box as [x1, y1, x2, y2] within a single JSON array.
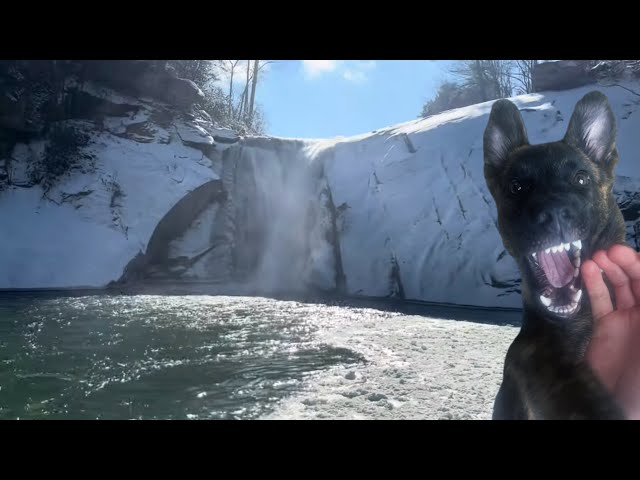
[[0, 293, 366, 420]]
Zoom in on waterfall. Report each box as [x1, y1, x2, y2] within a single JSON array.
[[227, 141, 335, 291]]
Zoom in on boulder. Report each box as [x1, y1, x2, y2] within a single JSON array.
[[532, 60, 595, 93]]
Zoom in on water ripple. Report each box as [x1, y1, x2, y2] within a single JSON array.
[[0, 294, 371, 419]]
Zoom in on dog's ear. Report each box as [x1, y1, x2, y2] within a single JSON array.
[[484, 99, 529, 169], [563, 91, 617, 167]]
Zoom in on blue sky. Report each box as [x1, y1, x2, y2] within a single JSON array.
[[255, 60, 458, 139]]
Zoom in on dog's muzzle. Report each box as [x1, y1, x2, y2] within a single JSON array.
[[529, 239, 583, 317]]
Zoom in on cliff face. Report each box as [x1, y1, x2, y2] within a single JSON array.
[[0, 60, 238, 288]]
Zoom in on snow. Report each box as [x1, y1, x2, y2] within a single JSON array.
[[263, 310, 519, 420], [0, 124, 218, 288], [174, 122, 214, 147], [313, 82, 640, 307], [208, 127, 240, 143]]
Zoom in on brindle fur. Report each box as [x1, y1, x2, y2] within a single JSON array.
[[484, 91, 627, 420]]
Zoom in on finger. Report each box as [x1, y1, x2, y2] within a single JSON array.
[[582, 259, 613, 320], [607, 244, 640, 299], [591, 250, 636, 310]]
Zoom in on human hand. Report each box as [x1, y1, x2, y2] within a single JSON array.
[[582, 244, 640, 419]]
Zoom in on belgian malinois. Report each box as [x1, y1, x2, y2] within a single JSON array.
[[483, 91, 627, 419]]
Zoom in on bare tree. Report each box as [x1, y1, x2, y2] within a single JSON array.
[[219, 60, 241, 116], [248, 59, 259, 124], [167, 60, 219, 86], [239, 59, 251, 119], [509, 60, 538, 94], [450, 60, 514, 101]]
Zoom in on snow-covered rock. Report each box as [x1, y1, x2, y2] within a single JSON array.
[[0, 61, 232, 289]]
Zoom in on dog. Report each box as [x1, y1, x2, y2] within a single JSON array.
[[483, 91, 628, 419]]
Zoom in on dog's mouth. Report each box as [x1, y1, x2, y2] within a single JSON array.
[[527, 239, 584, 318]]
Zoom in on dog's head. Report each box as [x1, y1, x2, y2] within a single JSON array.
[[483, 91, 625, 320]]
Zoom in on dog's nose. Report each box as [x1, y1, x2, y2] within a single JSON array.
[[534, 206, 574, 231]]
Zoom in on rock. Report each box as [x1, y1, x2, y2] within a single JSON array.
[[126, 122, 157, 144], [116, 251, 150, 284], [161, 77, 205, 110], [367, 393, 387, 402], [83, 60, 205, 111], [175, 122, 216, 156], [66, 90, 139, 121], [345, 371, 356, 380], [210, 127, 240, 144], [532, 60, 595, 93], [143, 180, 226, 266], [341, 389, 367, 399]]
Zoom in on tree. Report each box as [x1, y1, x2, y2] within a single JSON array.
[[167, 60, 218, 86], [223, 60, 274, 128], [248, 59, 259, 124], [164, 59, 272, 135], [238, 59, 251, 120], [450, 60, 514, 101], [219, 60, 241, 117], [164, 60, 267, 135], [510, 60, 538, 95], [449, 60, 544, 99], [420, 81, 485, 117]]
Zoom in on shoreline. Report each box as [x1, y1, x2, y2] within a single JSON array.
[[0, 282, 523, 327]]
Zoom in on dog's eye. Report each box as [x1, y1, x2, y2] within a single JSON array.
[[510, 179, 523, 194], [574, 171, 591, 186]]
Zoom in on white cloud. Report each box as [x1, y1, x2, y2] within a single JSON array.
[[342, 60, 377, 84], [358, 60, 377, 71], [343, 69, 367, 84], [301, 60, 377, 83], [302, 60, 340, 79]]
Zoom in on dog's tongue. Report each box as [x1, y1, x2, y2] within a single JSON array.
[[539, 249, 574, 288]]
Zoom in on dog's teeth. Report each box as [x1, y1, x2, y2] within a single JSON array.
[[574, 267, 580, 278], [572, 240, 582, 249], [551, 245, 558, 253], [572, 289, 582, 303], [573, 248, 581, 259], [545, 247, 551, 254], [574, 257, 581, 268], [564, 243, 570, 251], [532, 252, 537, 259], [540, 295, 551, 307]]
